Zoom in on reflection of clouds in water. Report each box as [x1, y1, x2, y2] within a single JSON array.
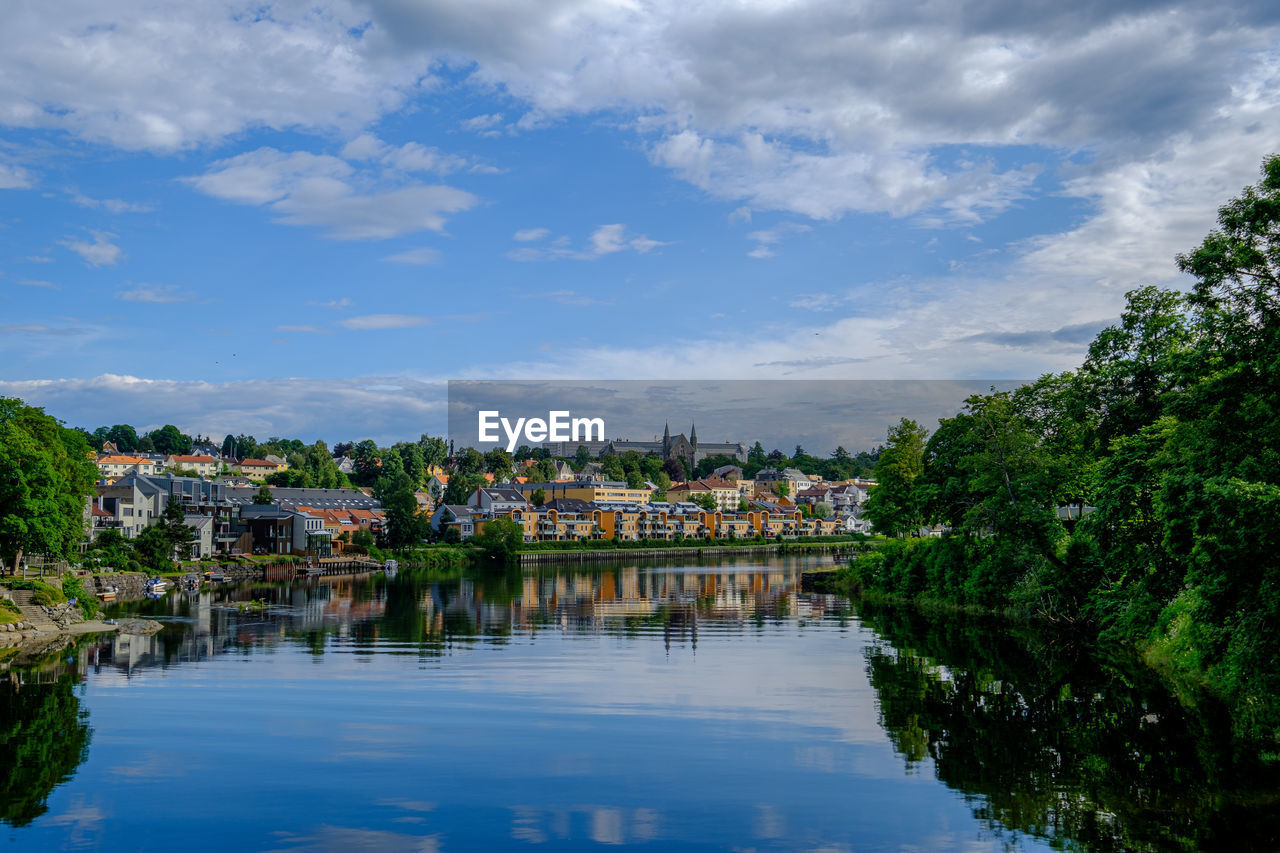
[[591, 807, 624, 844], [108, 750, 187, 779], [43, 796, 107, 849], [508, 805, 661, 846], [510, 805, 548, 844], [265, 825, 441, 853], [754, 803, 786, 839]]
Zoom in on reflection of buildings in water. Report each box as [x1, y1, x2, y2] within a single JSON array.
[[91, 578, 393, 675], [494, 566, 814, 637]]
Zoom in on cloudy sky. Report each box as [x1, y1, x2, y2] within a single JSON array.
[[2, 0, 1278, 446]]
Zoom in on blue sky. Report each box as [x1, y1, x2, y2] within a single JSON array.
[[2, 0, 1279, 445]]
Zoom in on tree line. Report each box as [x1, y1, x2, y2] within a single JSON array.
[[855, 155, 1280, 739]]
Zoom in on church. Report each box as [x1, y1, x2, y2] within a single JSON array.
[[545, 423, 748, 468]]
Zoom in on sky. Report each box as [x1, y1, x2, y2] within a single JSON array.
[[2, 0, 1279, 448]]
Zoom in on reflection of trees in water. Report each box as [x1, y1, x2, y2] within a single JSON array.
[[859, 601, 1280, 851], [0, 661, 91, 827]]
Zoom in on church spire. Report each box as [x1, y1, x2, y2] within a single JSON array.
[[690, 421, 697, 449], [663, 422, 670, 453]]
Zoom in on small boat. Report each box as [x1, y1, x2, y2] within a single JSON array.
[[203, 571, 226, 582], [97, 586, 118, 602], [144, 578, 170, 594]]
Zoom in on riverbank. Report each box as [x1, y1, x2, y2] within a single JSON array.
[[517, 537, 871, 565], [828, 538, 1280, 744]]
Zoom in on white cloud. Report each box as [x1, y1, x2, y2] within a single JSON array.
[[14, 279, 61, 289], [307, 298, 352, 309], [187, 147, 479, 240], [0, 162, 32, 189], [114, 283, 197, 303], [340, 133, 469, 174], [339, 314, 430, 330], [462, 112, 504, 134], [0, 1, 424, 151], [506, 224, 666, 261], [276, 324, 332, 334], [382, 247, 441, 265], [532, 289, 609, 307], [745, 222, 812, 259], [68, 190, 152, 213], [59, 230, 121, 267]]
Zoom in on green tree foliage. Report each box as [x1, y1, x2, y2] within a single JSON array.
[[147, 424, 192, 455], [0, 669, 92, 827], [691, 492, 718, 512], [574, 444, 592, 467], [0, 398, 97, 572], [484, 447, 513, 481], [844, 157, 1280, 739], [252, 485, 274, 505], [863, 418, 928, 537], [473, 517, 524, 565], [375, 470, 425, 548], [346, 439, 380, 484], [417, 434, 449, 470], [530, 488, 546, 507], [454, 447, 485, 476], [94, 423, 139, 452], [443, 472, 485, 506], [396, 442, 426, 485]]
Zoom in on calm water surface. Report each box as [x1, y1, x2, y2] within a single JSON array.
[[3, 555, 1277, 851]]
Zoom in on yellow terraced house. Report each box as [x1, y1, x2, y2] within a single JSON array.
[[517, 480, 652, 505]]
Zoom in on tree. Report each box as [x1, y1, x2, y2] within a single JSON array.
[[375, 470, 424, 548], [474, 517, 523, 566], [575, 445, 592, 467], [352, 439, 381, 484], [771, 482, 790, 500], [160, 496, 196, 560], [397, 442, 426, 485], [147, 424, 192, 455], [691, 492, 718, 512], [863, 418, 928, 537], [602, 454, 626, 482], [662, 457, 687, 482], [0, 398, 98, 572], [133, 525, 175, 572], [484, 448, 513, 482], [252, 485, 274, 505], [813, 501, 833, 519], [531, 488, 546, 507], [418, 434, 449, 470], [455, 447, 485, 475], [443, 473, 485, 506], [103, 424, 139, 452], [748, 441, 766, 465]]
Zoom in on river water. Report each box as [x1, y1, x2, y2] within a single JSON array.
[[2, 555, 1277, 851]]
